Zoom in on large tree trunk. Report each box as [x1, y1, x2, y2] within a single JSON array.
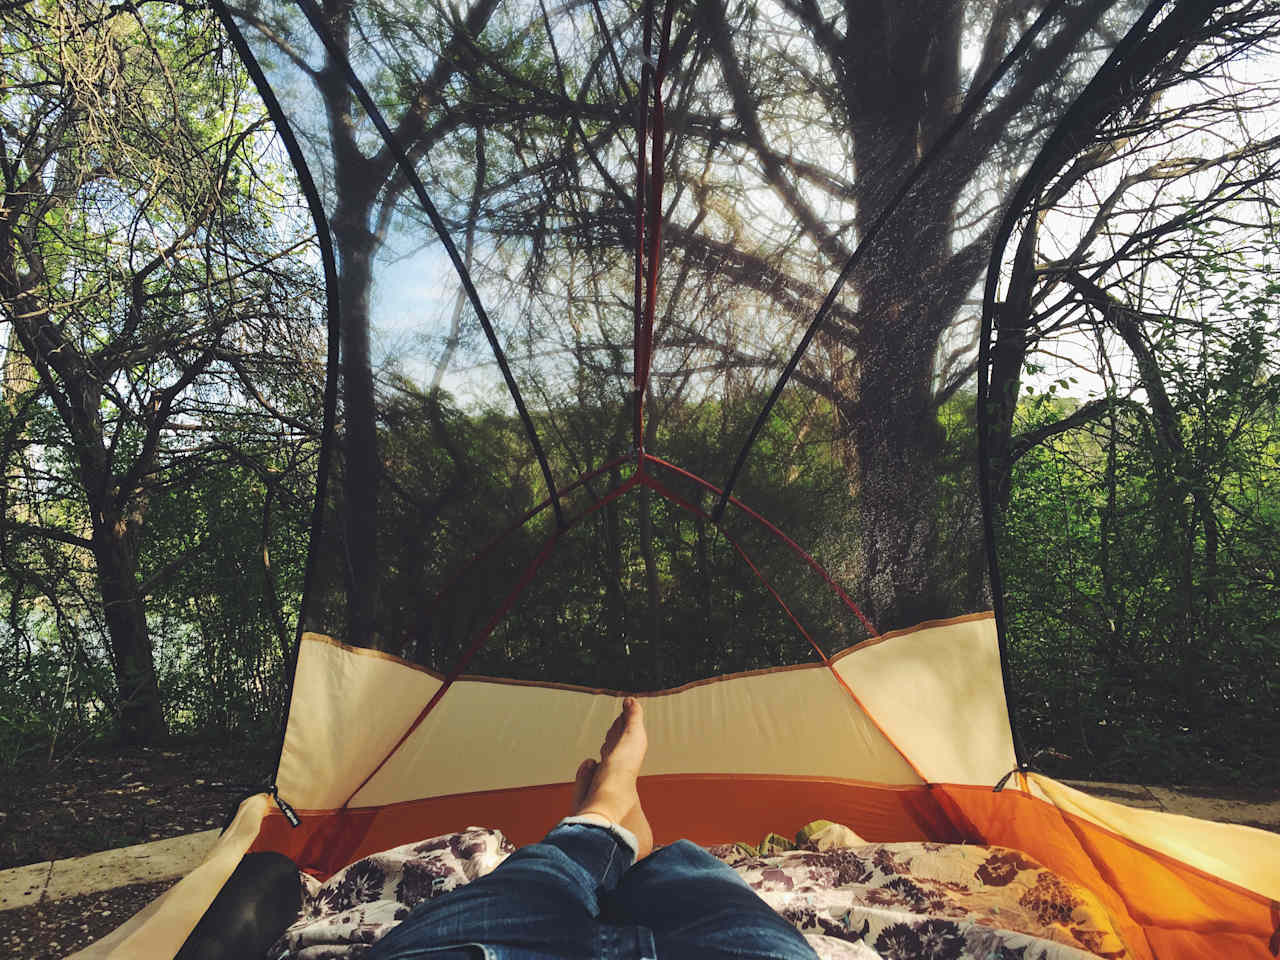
[[845, 320, 953, 630], [1, 275, 168, 744], [330, 219, 382, 649], [832, 0, 975, 631], [322, 35, 384, 648], [90, 505, 165, 744], [841, 202, 966, 630], [68, 371, 168, 744]]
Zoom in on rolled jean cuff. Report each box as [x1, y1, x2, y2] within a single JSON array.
[[557, 814, 639, 859]]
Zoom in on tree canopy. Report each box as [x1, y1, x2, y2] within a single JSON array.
[[0, 0, 322, 744]]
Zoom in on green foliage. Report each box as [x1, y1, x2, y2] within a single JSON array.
[[1004, 317, 1280, 787], [0, 0, 322, 754], [146, 450, 312, 736], [0, 636, 115, 768], [302, 382, 872, 690]]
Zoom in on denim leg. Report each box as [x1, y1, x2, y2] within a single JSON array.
[[605, 840, 819, 960], [369, 823, 649, 959]]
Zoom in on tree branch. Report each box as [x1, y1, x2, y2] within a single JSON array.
[[0, 520, 94, 550]]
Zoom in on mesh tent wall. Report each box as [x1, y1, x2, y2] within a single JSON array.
[[77, 0, 1280, 956]]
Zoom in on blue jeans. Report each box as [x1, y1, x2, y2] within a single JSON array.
[[368, 823, 819, 959]]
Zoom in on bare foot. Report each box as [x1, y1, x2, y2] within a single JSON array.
[[573, 697, 654, 858]]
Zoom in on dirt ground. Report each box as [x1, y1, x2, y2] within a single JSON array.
[[1, 879, 174, 960], [0, 738, 277, 870], [0, 736, 276, 958]]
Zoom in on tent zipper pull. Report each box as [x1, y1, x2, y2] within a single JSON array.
[[271, 785, 302, 828]]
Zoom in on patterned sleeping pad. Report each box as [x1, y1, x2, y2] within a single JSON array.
[[271, 826, 1130, 959]]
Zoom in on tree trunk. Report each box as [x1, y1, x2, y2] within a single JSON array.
[[331, 199, 382, 649], [317, 8, 388, 650], [987, 214, 1040, 510], [842, 197, 962, 630], [832, 0, 972, 631], [2, 231, 168, 745], [90, 502, 165, 745], [316, 0, 502, 649], [601, 461, 627, 649], [639, 483, 663, 685], [845, 333, 952, 631], [74, 376, 166, 744]]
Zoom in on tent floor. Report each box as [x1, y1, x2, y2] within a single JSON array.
[[1, 782, 1275, 960]]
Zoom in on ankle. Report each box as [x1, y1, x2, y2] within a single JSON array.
[[574, 808, 618, 825], [559, 813, 641, 860]]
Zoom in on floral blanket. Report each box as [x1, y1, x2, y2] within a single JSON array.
[[269, 826, 1130, 960]]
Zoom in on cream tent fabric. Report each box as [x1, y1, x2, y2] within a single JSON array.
[[832, 615, 1017, 786], [291, 614, 1009, 816], [274, 638, 445, 811], [347, 647, 924, 809]]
